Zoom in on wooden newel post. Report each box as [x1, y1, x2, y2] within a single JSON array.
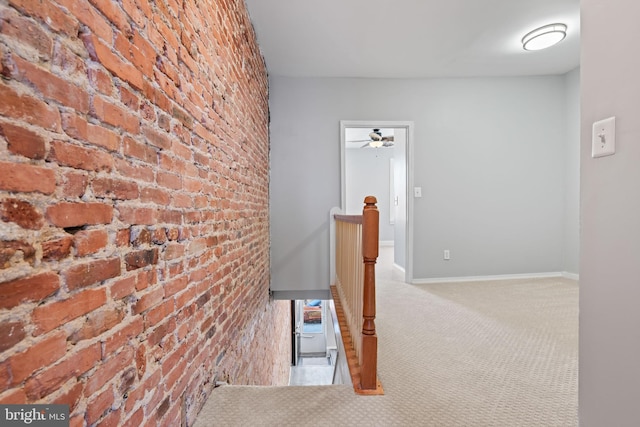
[[361, 196, 379, 390]]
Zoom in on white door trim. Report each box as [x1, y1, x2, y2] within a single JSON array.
[[339, 120, 415, 284]]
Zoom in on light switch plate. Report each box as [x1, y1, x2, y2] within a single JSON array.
[[414, 187, 422, 198], [592, 116, 616, 158]]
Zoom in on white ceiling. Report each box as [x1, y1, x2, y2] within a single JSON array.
[[244, 0, 580, 79]]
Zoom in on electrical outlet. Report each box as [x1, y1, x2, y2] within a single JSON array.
[[444, 250, 450, 260]]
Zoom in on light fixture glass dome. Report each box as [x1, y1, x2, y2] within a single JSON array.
[[522, 23, 567, 51]]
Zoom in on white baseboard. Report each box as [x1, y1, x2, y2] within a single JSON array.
[[412, 271, 577, 285], [393, 263, 405, 274], [562, 272, 580, 281], [379, 240, 394, 247]]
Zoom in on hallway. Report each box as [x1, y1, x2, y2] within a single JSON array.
[[195, 247, 578, 426]]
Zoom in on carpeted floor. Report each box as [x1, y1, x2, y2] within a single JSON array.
[[194, 249, 578, 426]]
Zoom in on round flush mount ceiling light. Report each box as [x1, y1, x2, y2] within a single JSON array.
[[522, 23, 567, 51]]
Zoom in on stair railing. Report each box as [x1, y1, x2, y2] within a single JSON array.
[[332, 196, 382, 394]]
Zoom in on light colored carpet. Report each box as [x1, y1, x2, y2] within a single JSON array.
[[194, 251, 578, 427]]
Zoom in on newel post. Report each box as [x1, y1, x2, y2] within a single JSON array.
[[361, 196, 379, 390]]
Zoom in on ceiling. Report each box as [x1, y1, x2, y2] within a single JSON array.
[[244, 0, 580, 79]]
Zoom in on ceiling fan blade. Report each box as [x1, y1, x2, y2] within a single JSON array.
[[361, 143, 371, 148], [348, 139, 372, 143], [381, 136, 394, 142]]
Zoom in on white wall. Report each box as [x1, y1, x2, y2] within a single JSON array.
[[580, 0, 640, 425], [269, 75, 579, 294], [345, 146, 394, 241]]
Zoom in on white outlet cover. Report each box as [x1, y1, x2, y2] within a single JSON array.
[[592, 116, 616, 158]]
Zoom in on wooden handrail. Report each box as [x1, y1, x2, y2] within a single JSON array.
[[332, 196, 382, 394], [333, 214, 362, 224]]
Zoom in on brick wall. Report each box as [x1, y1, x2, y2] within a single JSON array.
[[0, 0, 291, 425]]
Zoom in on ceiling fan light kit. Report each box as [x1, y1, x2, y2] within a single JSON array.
[[347, 128, 395, 148], [522, 23, 567, 51]]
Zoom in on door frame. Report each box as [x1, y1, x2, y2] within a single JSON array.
[[339, 120, 415, 284]]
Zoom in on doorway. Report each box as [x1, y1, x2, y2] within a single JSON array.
[[290, 299, 338, 385], [340, 120, 414, 283]]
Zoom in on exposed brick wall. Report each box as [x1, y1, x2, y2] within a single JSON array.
[[0, 0, 291, 425]]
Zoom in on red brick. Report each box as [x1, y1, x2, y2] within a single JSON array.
[[114, 32, 152, 78], [53, 381, 84, 412], [93, 96, 140, 134], [163, 276, 187, 298], [32, 288, 107, 335], [0, 320, 25, 352], [75, 229, 109, 256], [130, 228, 151, 246], [114, 158, 155, 183], [48, 139, 113, 172], [144, 299, 173, 328], [0, 271, 59, 309], [85, 346, 134, 396], [123, 136, 158, 164], [136, 269, 156, 291], [9, 54, 89, 112], [0, 121, 46, 159], [147, 318, 175, 347], [61, 170, 88, 198], [142, 125, 172, 150], [41, 236, 73, 261], [157, 172, 181, 190], [116, 228, 130, 247], [117, 206, 156, 225], [139, 101, 156, 122], [63, 257, 121, 291], [97, 409, 122, 427], [103, 317, 144, 355], [24, 343, 101, 399], [0, 161, 55, 194], [124, 248, 158, 271], [88, 66, 114, 95], [46, 202, 113, 228], [93, 177, 139, 200], [69, 308, 124, 344], [52, 42, 87, 80], [0, 387, 27, 404], [0, 198, 44, 230], [7, 0, 79, 36], [140, 187, 170, 205], [58, 0, 113, 41], [110, 274, 136, 299], [82, 33, 143, 90], [9, 330, 67, 385], [151, 228, 167, 244], [60, 111, 87, 140], [121, 407, 144, 427], [87, 122, 120, 151], [88, 0, 132, 35], [135, 345, 146, 379], [132, 287, 163, 315], [0, 7, 53, 60]]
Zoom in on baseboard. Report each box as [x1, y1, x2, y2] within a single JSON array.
[[379, 240, 394, 247], [412, 271, 571, 285], [393, 263, 405, 274], [562, 271, 580, 281]]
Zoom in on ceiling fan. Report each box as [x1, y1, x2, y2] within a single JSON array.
[[348, 128, 394, 148]]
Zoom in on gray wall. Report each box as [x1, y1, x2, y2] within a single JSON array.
[[563, 67, 581, 275], [580, 0, 640, 425], [269, 74, 579, 294]]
